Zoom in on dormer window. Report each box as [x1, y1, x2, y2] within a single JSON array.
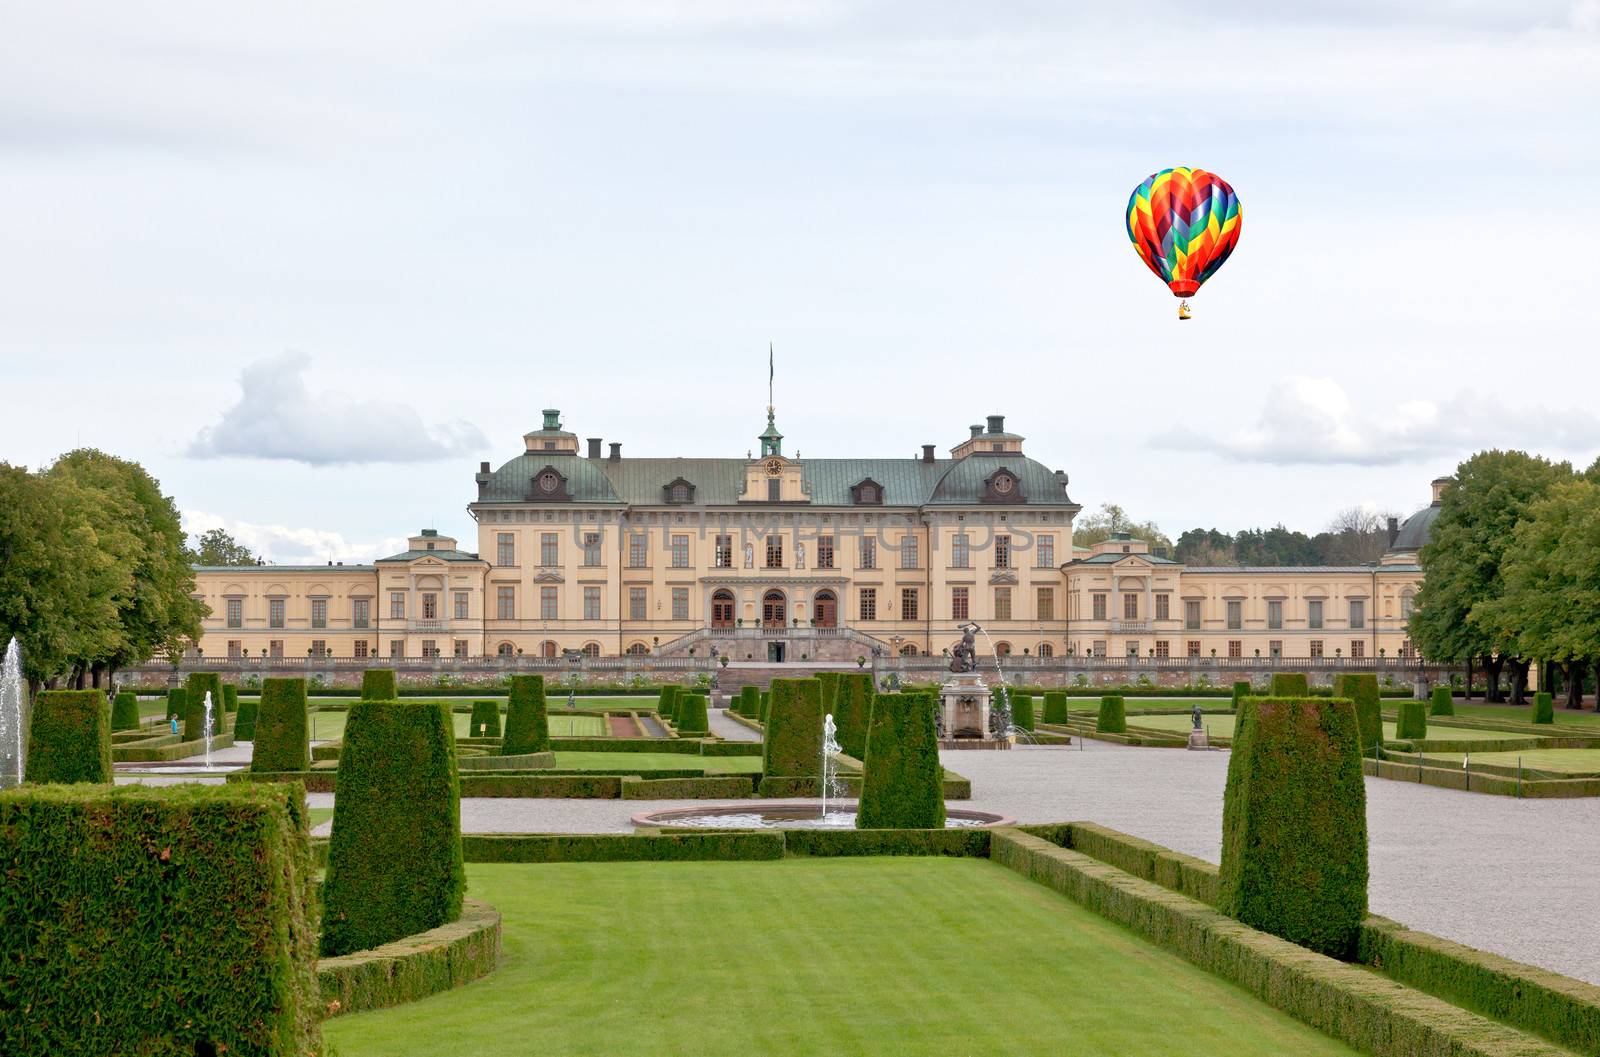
[[662, 477, 696, 504], [528, 466, 571, 502], [982, 468, 1024, 503], [851, 478, 884, 505]]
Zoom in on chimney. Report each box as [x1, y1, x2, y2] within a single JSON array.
[[479, 461, 490, 473], [986, 414, 1005, 434], [608, 442, 622, 462], [921, 444, 936, 463], [969, 424, 983, 439], [1387, 516, 1399, 546], [587, 438, 602, 459]]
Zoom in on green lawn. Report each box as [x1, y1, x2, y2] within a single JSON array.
[[1433, 700, 1600, 731], [307, 807, 335, 828], [1066, 697, 1231, 713], [306, 710, 612, 742], [549, 751, 760, 774], [1129, 713, 1538, 742], [1417, 748, 1600, 775], [323, 859, 1356, 1057]]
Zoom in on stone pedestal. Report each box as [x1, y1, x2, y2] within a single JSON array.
[[1187, 729, 1210, 751], [938, 672, 1010, 750]]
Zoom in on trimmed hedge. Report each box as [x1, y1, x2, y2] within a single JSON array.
[[1010, 692, 1035, 732], [25, 690, 112, 784], [759, 690, 770, 724], [1232, 680, 1251, 713], [857, 691, 945, 829], [1430, 686, 1455, 716], [469, 699, 501, 738], [461, 831, 784, 862], [0, 782, 319, 1056], [360, 669, 397, 701], [1096, 695, 1126, 734], [1270, 672, 1309, 697], [817, 671, 841, 716], [501, 675, 550, 755], [1533, 691, 1554, 724], [321, 701, 464, 958], [1219, 696, 1368, 959], [675, 692, 709, 735], [223, 682, 238, 714], [783, 828, 990, 858], [111, 691, 140, 731], [1042, 691, 1068, 724], [1334, 673, 1382, 754], [832, 672, 874, 761], [253, 678, 310, 774], [184, 672, 226, 739], [738, 684, 759, 718], [763, 678, 823, 779], [165, 685, 185, 722], [456, 749, 557, 771], [460, 774, 620, 798], [699, 740, 763, 757], [319, 899, 500, 1018], [620, 776, 754, 799], [1396, 700, 1428, 740], [235, 697, 260, 740], [657, 684, 680, 724]]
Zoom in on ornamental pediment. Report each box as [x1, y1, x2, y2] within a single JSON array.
[[533, 570, 566, 584], [988, 569, 1018, 586]]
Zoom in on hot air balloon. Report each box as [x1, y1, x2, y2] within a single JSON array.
[[1125, 167, 1241, 319]]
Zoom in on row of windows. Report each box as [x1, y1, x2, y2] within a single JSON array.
[[1086, 594, 1376, 631], [1090, 639, 1406, 659], [225, 639, 610, 660], [492, 531, 1056, 571]]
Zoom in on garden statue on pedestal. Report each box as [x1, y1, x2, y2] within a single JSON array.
[[950, 623, 979, 674]]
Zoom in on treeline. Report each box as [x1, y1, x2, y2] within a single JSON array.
[[1074, 503, 1395, 567], [1411, 450, 1600, 708], [0, 450, 204, 690]]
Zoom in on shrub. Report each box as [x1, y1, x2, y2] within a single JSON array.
[[0, 782, 319, 1056], [1219, 696, 1368, 959], [321, 701, 464, 957], [1334, 673, 1382, 754], [1042, 691, 1068, 724], [1096, 695, 1126, 734], [25, 690, 112, 784], [1429, 686, 1455, 716], [675, 692, 709, 735], [111, 691, 140, 732], [501, 675, 550, 756], [1395, 700, 1428, 739], [816, 671, 841, 714], [857, 691, 945, 829], [759, 690, 770, 724], [1011, 692, 1035, 731], [738, 685, 759, 718], [1270, 672, 1309, 697], [763, 678, 823, 779], [253, 678, 310, 774], [165, 686, 185, 722], [460, 831, 782, 863], [223, 683, 238, 714], [832, 672, 874, 760], [360, 668, 397, 701], [469, 700, 501, 738], [1231, 681, 1251, 712], [184, 671, 226, 739], [1533, 691, 1554, 724], [656, 684, 679, 723], [235, 697, 260, 740], [319, 900, 500, 1018]]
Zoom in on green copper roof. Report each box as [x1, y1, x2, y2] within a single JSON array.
[[375, 548, 483, 563]]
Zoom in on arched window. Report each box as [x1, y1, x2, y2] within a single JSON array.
[[581, 641, 601, 658], [1037, 642, 1053, 658], [993, 641, 1012, 657], [762, 589, 786, 625], [625, 642, 650, 656], [813, 589, 837, 628], [899, 644, 918, 657], [541, 640, 558, 658], [711, 589, 735, 628], [496, 642, 515, 658]]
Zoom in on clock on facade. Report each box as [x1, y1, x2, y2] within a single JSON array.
[[993, 473, 1015, 495], [764, 458, 784, 476]]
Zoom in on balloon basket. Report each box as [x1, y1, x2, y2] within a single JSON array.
[[1177, 300, 1192, 320]]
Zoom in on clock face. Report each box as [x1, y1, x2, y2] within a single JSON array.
[[764, 458, 784, 476], [993, 474, 1015, 495], [538, 471, 560, 494]]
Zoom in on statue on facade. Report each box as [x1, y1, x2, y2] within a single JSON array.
[[743, 541, 754, 568], [796, 542, 805, 569], [950, 622, 980, 674]]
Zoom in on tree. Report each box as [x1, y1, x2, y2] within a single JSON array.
[[1174, 528, 1236, 566], [1073, 503, 1173, 553], [1315, 507, 1399, 566], [188, 527, 259, 567], [1410, 450, 1572, 703]]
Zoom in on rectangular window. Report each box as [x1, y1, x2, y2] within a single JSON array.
[[900, 536, 918, 569], [995, 535, 1011, 569], [583, 586, 601, 621], [269, 640, 283, 659], [900, 587, 919, 621], [1123, 593, 1138, 620], [311, 599, 327, 629], [765, 535, 783, 568], [388, 640, 401, 659], [496, 586, 514, 620], [1127, 641, 1141, 658], [715, 534, 733, 568], [1226, 600, 1242, 630], [995, 587, 1012, 621], [422, 593, 438, 620], [1269, 639, 1282, 658], [1092, 593, 1107, 621], [226, 598, 242, 629], [454, 592, 469, 620], [497, 532, 515, 566], [1267, 600, 1283, 630], [1349, 600, 1365, 629], [1309, 599, 1324, 629], [541, 532, 559, 567], [353, 598, 370, 629], [1228, 640, 1242, 658], [540, 586, 558, 621], [628, 533, 647, 568], [859, 588, 877, 621], [1092, 640, 1107, 658], [860, 537, 876, 570], [1155, 594, 1170, 621], [952, 587, 969, 621], [1310, 639, 1324, 658], [269, 598, 285, 629], [767, 478, 781, 502], [453, 639, 468, 658], [354, 640, 369, 659], [952, 534, 970, 569], [817, 535, 835, 569], [629, 587, 646, 621], [671, 534, 689, 568], [390, 592, 405, 620], [1037, 534, 1055, 568], [1155, 640, 1169, 658], [310, 639, 326, 658], [583, 532, 602, 566], [421, 639, 438, 659], [227, 639, 241, 658], [1184, 600, 1201, 630], [1037, 588, 1055, 622], [1351, 639, 1365, 658], [1187, 640, 1201, 657], [672, 587, 689, 621]]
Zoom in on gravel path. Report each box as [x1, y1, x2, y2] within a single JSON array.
[[707, 708, 760, 742]]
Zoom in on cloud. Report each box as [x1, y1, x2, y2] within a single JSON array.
[[1154, 376, 1600, 467], [184, 509, 409, 566], [187, 353, 486, 465]]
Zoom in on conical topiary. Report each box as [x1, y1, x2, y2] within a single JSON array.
[[470, 700, 500, 738], [111, 691, 140, 732], [1231, 681, 1251, 713], [831, 672, 874, 760], [763, 678, 824, 779], [165, 687, 186, 724], [502, 675, 550, 755], [1334, 673, 1381, 755], [759, 690, 770, 724], [253, 678, 309, 773], [360, 669, 397, 702], [857, 691, 945, 829], [1011, 692, 1035, 732], [1042, 691, 1068, 724], [816, 672, 841, 717], [25, 690, 112, 783], [738, 685, 759, 718], [1533, 691, 1554, 724], [1269, 672, 1308, 697], [676, 692, 709, 735], [222, 683, 239, 714], [1429, 686, 1454, 717], [657, 684, 679, 724], [1096, 695, 1126, 734], [184, 672, 226, 739], [1395, 700, 1427, 740]]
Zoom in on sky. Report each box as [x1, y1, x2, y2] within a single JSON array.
[[3, 1, 1598, 563]]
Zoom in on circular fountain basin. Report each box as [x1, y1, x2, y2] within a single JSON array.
[[632, 802, 1014, 831], [114, 763, 244, 774]]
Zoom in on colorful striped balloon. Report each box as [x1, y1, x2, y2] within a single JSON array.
[[1125, 167, 1241, 300]]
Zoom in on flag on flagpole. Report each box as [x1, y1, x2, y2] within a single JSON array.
[[768, 342, 774, 405]]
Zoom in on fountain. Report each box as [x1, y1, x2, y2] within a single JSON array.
[[0, 638, 26, 787], [934, 623, 1012, 750], [820, 713, 845, 820], [202, 690, 216, 770]]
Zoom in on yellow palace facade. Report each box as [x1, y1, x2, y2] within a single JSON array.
[[188, 410, 1434, 665]]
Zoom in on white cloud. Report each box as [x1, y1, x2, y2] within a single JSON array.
[[184, 509, 409, 566], [187, 353, 487, 465], [1155, 376, 1600, 467]]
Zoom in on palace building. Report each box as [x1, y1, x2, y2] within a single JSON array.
[[188, 409, 1435, 664]]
